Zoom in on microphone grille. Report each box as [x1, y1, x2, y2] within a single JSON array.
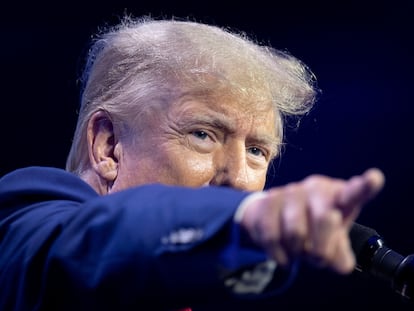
[[350, 222, 380, 257]]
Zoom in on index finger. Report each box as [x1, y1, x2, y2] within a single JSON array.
[[338, 168, 385, 223]]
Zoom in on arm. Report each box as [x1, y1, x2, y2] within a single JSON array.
[[0, 167, 385, 310], [0, 174, 278, 310]]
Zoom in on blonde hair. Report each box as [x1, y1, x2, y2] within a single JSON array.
[[66, 16, 318, 175]]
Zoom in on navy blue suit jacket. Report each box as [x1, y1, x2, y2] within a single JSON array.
[[0, 167, 295, 310]]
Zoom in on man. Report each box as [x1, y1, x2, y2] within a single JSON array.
[[0, 16, 384, 310]]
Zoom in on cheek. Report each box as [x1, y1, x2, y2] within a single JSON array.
[[171, 154, 215, 186], [132, 141, 216, 187], [244, 168, 267, 191]]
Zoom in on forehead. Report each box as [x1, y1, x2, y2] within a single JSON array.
[[171, 90, 275, 117]]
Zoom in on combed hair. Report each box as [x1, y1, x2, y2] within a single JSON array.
[[66, 16, 319, 175]]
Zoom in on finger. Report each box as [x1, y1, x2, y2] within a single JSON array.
[[280, 183, 308, 258], [339, 168, 385, 206], [241, 190, 290, 265], [305, 209, 343, 268], [329, 228, 356, 274], [262, 190, 291, 266], [338, 168, 385, 222], [363, 167, 386, 197], [268, 245, 290, 267]]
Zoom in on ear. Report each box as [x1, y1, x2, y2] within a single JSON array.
[[86, 110, 119, 186]]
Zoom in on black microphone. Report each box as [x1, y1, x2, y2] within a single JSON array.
[[350, 222, 414, 301]]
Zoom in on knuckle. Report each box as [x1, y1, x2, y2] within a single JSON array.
[[303, 174, 326, 189], [319, 209, 343, 227], [284, 182, 300, 195], [253, 217, 281, 248]]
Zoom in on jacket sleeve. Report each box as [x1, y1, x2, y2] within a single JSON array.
[[0, 180, 296, 310]]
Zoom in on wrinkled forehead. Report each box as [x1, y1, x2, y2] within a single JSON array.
[[175, 68, 278, 113]]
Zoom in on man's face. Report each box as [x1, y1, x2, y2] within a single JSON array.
[[111, 95, 279, 192]]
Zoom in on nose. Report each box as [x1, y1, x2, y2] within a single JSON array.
[[210, 144, 251, 191]]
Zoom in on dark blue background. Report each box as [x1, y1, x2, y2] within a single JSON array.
[[1, 1, 413, 309]]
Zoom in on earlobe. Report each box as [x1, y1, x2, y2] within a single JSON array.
[[96, 160, 118, 182], [87, 110, 119, 186]]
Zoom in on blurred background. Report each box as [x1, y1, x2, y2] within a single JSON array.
[[1, 0, 413, 309]]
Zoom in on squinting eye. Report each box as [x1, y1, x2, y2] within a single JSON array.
[[191, 130, 209, 140], [248, 147, 265, 157], [188, 130, 215, 153]]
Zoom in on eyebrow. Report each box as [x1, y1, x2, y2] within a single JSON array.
[[179, 113, 234, 132]]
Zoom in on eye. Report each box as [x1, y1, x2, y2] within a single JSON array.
[[191, 130, 209, 140], [187, 129, 216, 153], [247, 146, 266, 158]]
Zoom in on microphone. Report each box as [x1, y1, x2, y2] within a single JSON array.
[[350, 222, 414, 301]]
